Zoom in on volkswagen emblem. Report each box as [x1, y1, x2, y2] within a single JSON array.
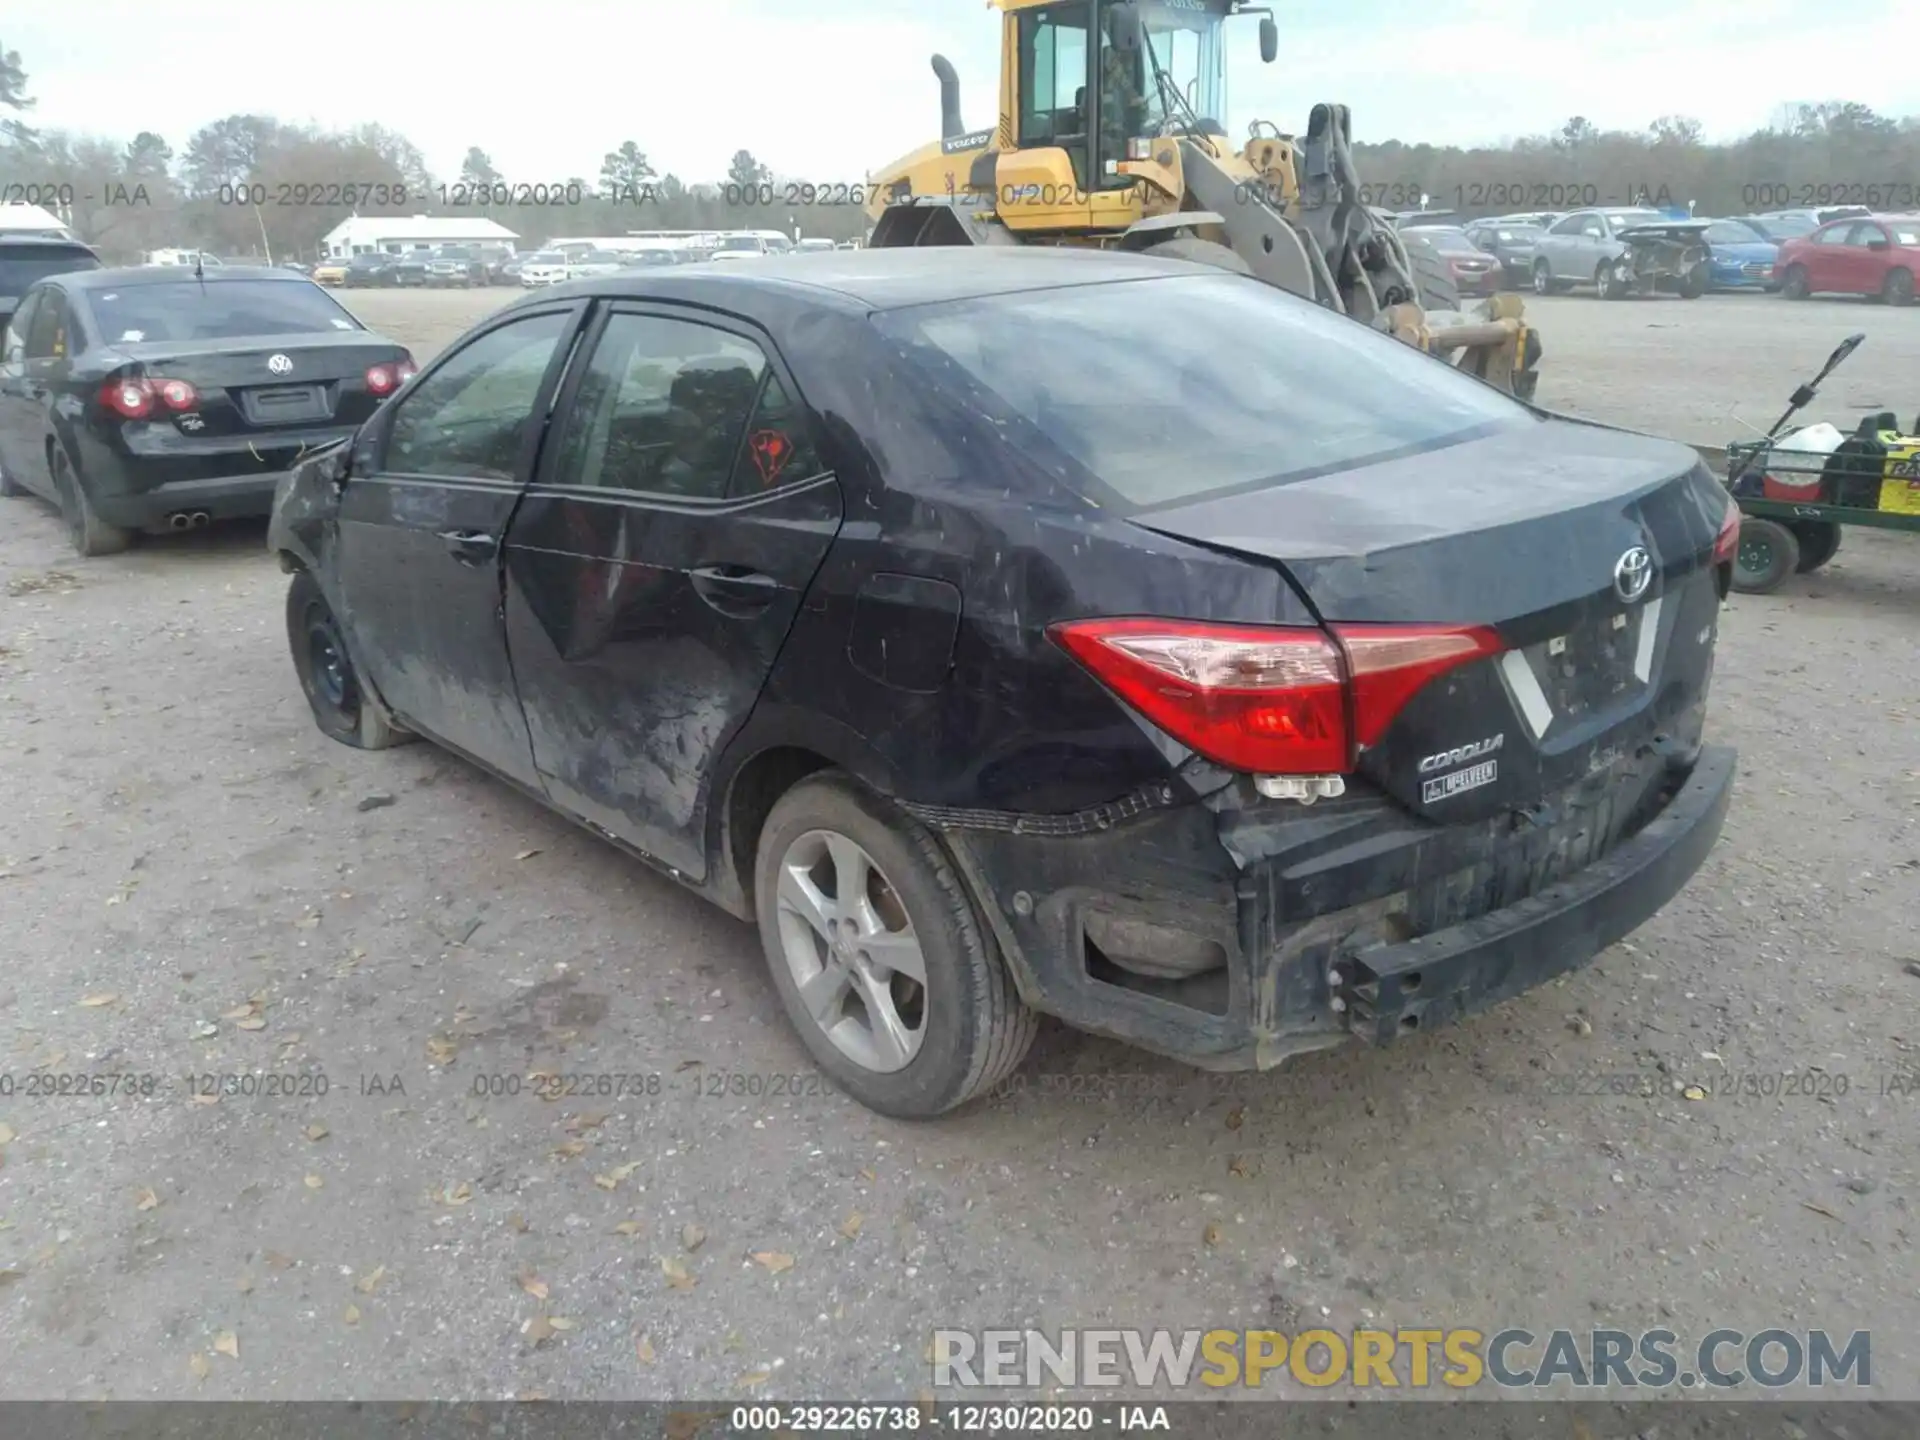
[[267, 353, 293, 375], [1614, 545, 1653, 603]]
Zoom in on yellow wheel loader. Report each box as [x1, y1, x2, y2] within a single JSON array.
[[865, 0, 1543, 400]]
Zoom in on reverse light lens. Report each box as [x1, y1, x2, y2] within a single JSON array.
[[1713, 500, 1740, 566], [156, 378, 197, 410], [1052, 617, 1505, 776]]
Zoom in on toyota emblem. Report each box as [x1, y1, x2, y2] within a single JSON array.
[[1614, 545, 1653, 603], [267, 353, 293, 375]]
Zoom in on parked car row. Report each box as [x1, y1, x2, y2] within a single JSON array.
[[1396, 205, 1914, 304]]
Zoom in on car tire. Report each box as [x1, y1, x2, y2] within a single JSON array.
[[1731, 516, 1801, 595], [0, 454, 24, 498], [1780, 265, 1810, 300], [1531, 260, 1557, 295], [285, 570, 412, 750], [1882, 268, 1914, 307], [1679, 265, 1707, 299], [752, 772, 1038, 1120], [51, 445, 133, 557], [1792, 520, 1842, 572], [1595, 262, 1625, 300]]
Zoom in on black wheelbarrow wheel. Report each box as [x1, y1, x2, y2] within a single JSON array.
[[1732, 516, 1801, 594], [1791, 520, 1842, 573]]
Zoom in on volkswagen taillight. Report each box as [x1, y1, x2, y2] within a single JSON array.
[[1050, 617, 1505, 776]]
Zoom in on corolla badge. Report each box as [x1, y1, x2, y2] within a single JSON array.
[[267, 353, 293, 375], [1614, 545, 1653, 603]]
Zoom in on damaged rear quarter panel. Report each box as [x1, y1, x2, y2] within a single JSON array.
[[266, 435, 354, 580]]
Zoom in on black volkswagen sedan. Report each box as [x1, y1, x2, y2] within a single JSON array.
[[0, 266, 414, 555], [268, 248, 1738, 1118]]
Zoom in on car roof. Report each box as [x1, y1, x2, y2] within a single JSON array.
[[520, 246, 1218, 312], [0, 234, 97, 251], [58, 264, 313, 290]]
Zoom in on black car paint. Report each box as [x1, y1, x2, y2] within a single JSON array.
[[0, 266, 409, 527], [270, 250, 1735, 1072]]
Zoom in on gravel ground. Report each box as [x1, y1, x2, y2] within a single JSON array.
[[0, 283, 1914, 1404]]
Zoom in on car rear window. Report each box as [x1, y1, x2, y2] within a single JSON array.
[[81, 279, 364, 342], [873, 272, 1535, 512], [0, 247, 100, 292]]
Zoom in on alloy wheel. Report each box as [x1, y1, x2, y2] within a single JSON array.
[[772, 829, 927, 1073]]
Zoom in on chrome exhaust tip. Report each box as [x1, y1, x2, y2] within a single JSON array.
[[189, 511, 211, 528], [168, 512, 192, 530]]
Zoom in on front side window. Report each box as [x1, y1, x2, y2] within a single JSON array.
[[385, 311, 572, 482], [1549, 214, 1589, 236], [547, 313, 770, 500], [875, 272, 1533, 513]]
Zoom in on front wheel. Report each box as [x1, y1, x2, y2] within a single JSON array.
[[753, 773, 1037, 1119], [1780, 265, 1810, 300], [285, 571, 411, 749], [1732, 516, 1801, 594], [1679, 265, 1708, 299], [1532, 260, 1556, 295], [1595, 262, 1625, 300]]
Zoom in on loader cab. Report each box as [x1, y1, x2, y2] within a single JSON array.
[[1010, 0, 1245, 193]]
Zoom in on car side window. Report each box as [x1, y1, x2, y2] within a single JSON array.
[[24, 292, 72, 361], [3, 292, 38, 362], [1548, 214, 1587, 236], [546, 312, 770, 501], [384, 310, 572, 481], [1813, 227, 1849, 246], [1845, 223, 1885, 246], [1582, 216, 1609, 238], [728, 370, 826, 499]]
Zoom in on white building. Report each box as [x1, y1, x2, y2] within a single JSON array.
[[320, 215, 519, 259], [0, 202, 74, 238]]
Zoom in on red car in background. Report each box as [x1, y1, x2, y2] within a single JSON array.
[[1407, 225, 1503, 298], [1773, 215, 1919, 305]]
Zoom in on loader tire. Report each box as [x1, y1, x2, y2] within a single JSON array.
[[1143, 237, 1253, 276], [1400, 231, 1462, 313]]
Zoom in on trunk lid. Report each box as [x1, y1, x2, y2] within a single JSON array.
[[103, 334, 407, 436], [1133, 420, 1728, 821]]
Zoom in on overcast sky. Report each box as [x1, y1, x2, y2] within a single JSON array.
[[10, 0, 1916, 184]]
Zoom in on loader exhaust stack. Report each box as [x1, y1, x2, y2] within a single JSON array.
[[932, 55, 964, 140]]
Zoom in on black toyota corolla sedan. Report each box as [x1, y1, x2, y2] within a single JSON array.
[[268, 247, 1739, 1118], [0, 265, 414, 555]]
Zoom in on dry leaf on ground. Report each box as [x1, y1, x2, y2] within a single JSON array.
[[751, 1250, 795, 1274], [519, 1273, 550, 1301], [135, 1187, 160, 1211], [213, 1331, 239, 1359]]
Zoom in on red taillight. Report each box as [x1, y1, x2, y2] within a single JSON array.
[[366, 356, 417, 395], [1049, 618, 1504, 775], [100, 378, 154, 419], [99, 375, 198, 419], [1713, 499, 1740, 565]]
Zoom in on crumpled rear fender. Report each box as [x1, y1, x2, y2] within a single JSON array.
[[266, 437, 352, 576]]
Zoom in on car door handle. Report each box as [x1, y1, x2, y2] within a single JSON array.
[[438, 529, 498, 565], [690, 564, 779, 613]]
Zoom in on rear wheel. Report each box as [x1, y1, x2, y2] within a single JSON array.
[[285, 570, 410, 749], [1399, 230, 1461, 312], [1883, 268, 1914, 307], [1732, 516, 1801, 594], [752, 773, 1037, 1119], [51, 445, 133, 558], [1142, 236, 1253, 276], [1780, 264, 1810, 300], [1792, 520, 1842, 572], [1679, 265, 1708, 299]]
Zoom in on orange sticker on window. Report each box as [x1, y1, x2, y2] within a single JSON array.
[[748, 429, 793, 486]]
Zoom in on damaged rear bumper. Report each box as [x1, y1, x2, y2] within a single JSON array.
[[930, 743, 1736, 1072]]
